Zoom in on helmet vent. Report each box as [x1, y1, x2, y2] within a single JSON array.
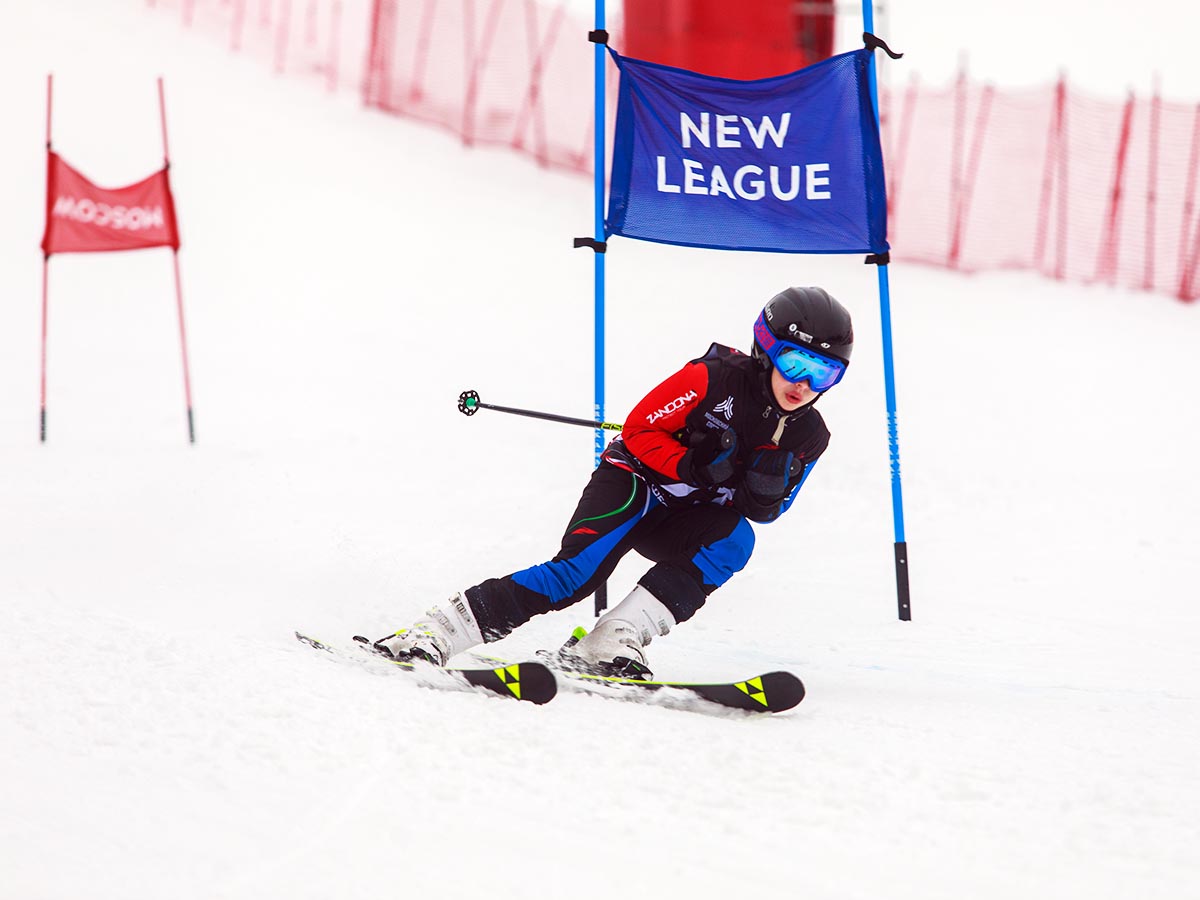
[[787, 323, 814, 344]]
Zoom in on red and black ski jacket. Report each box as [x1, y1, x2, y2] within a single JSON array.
[[602, 343, 830, 523]]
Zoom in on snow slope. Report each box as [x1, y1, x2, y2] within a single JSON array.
[[1, 3, 1198, 899]]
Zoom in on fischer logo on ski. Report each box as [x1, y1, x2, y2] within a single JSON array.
[[733, 677, 770, 707], [493, 665, 526, 699], [294, 632, 557, 705]]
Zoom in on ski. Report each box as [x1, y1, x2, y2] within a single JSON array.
[[555, 668, 805, 714], [294, 632, 557, 705], [472, 627, 805, 714]]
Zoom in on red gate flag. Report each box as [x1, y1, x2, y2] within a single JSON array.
[[41, 152, 180, 255]]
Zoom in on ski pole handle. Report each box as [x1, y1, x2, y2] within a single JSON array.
[[458, 390, 623, 432]]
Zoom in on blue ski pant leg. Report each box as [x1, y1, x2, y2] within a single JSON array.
[[465, 463, 659, 641]]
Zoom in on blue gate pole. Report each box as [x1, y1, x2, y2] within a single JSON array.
[[592, 0, 608, 614], [862, 0, 912, 620], [593, 0, 606, 470]]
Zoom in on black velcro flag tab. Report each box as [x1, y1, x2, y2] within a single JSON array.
[[573, 237, 607, 253], [863, 32, 904, 59]]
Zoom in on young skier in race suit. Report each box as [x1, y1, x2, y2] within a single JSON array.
[[373, 286, 854, 677]]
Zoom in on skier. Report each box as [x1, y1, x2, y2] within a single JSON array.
[[372, 286, 853, 678]]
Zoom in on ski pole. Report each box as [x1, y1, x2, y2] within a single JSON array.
[[458, 390, 623, 432]]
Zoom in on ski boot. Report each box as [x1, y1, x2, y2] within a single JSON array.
[[364, 592, 483, 666], [543, 585, 676, 681]]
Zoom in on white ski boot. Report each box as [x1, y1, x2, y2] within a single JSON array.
[[558, 585, 676, 680], [372, 592, 483, 666]]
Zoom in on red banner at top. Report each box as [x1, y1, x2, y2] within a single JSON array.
[[41, 152, 180, 255]]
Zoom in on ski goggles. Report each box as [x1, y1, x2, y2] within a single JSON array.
[[754, 314, 847, 392]]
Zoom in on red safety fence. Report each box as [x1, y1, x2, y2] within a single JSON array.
[[145, 0, 359, 90], [144, 0, 1200, 301], [361, 0, 610, 173], [882, 73, 1200, 301]]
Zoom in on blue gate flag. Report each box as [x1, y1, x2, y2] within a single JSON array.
[[606, 48, 889, 255]]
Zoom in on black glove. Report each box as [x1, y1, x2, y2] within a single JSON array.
[[686, 428, 738, 487], [742, 447, 797, 502]]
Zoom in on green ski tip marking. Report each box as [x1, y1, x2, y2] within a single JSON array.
[[571, 625, 589, 640]]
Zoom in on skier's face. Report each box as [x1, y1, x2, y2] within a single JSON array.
[[771, 367, 819, 411]]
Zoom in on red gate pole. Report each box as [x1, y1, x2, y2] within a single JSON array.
[[1097, 92, 1135, 285], [885, 74, 919, 244], [305, 0, 318, 48], [40, 259, 50, 443], [948, 59, 967, 267], [172, 251, 196, 443], [41, 73, 53, 443], [950, 83, 993, 270], [511, 0, 565, 164], [1144, 77, 1162, 291], [1055, 75, 1070, 281], [274, 0, 293, 74], [1035, 79, 1059, 274], [410, 0, 439, 107], [1177, 104, 1200, 300], [231, 0, 248, 52], [362, 0, 389, 107], [461, 0, 503, 147], [325, 1, 343, 93], [159, 77, 196, 444]]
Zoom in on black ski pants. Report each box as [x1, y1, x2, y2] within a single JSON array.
[[465, 461, 756, 641]]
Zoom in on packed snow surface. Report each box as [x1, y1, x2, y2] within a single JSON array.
[[1, 3, 1197, 899]]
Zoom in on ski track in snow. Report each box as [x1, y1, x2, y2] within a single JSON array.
[[2, 2, 1199, 899]]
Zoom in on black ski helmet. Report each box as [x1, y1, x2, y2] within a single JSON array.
[[752, 286, 854, 371]]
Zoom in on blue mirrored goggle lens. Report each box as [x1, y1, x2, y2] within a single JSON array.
[[772, 345, 845, 391]]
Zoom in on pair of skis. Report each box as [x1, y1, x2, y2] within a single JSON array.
[[294, 632, 805, 715]]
